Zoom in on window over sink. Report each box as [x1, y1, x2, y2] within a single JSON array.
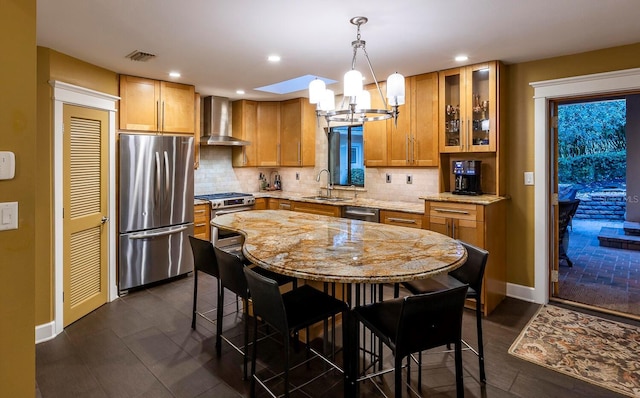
[[328, 125, 364, 187]]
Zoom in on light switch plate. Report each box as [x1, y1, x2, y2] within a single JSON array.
[[0, 202, 18, 231], [0, 151, 16, 180], [524, 171, 534, 186]]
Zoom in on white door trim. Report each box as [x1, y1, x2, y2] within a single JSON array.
[[530, 67, 640, 304], [45, 81, 119, 341]]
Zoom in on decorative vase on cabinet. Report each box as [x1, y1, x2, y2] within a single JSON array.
[[439, 61, 498, 153]]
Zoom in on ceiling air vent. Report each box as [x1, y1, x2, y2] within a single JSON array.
[[125, 50, 156, 62]]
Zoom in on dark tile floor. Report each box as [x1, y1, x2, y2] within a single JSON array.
[[559, 219, 640, 317], [36, 273, 631, 397]]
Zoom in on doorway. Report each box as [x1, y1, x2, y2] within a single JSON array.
[[48, 81, 119, 339], [550, 96, 640, 319], [530, 67, 640, 314]]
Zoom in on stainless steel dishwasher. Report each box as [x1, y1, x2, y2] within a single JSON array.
[[342, 206, 380, 222]]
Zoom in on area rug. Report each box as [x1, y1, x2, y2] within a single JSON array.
[[509, 305, 640, 397]]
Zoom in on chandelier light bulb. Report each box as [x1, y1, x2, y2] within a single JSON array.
[[309, 78, 326, 104], [344, 70, 363, 97], [387, 72, 405, 106]]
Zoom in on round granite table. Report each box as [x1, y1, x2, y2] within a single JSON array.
[[212, 209, 467, 397], [211, 209, 467, 284]]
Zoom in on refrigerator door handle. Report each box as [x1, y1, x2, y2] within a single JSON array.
[[129, 225, 189, 240], [155, 151, 162, 204], [164, 150, 170, 201]]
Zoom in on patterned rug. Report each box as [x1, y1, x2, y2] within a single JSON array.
[[509, 305, 640, 397]]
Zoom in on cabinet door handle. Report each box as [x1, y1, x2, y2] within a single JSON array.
[[162, 101, 166, 131], [452, 219, 457, 238], [433, 208, 470, 215], [279, 203, 291, 210], [277, 143, 281, 164], [467, 119, 471, 151], [298, 142, 301, 165], [195, 210, 206, 214], [446, 219, 450, 236], [195, 223, 207, 227], [156, 100, 160, 131], [388, 217, 417, 224], [406, 134, 409, 164]]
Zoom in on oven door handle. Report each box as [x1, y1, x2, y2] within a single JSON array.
[[212, 208, 252, 217]]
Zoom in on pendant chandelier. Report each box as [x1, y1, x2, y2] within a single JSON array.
[[309, 16, 405, 126]]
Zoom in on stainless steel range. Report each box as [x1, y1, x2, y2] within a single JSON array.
[[195, 192, 255, 256]]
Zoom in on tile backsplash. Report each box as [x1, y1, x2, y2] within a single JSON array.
[[195, 146, 439, 203]]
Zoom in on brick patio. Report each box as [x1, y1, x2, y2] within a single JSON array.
[[558, 218, 640, 317]]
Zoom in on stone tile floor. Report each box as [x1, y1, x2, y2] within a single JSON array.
[[559, 218, 640, 317]]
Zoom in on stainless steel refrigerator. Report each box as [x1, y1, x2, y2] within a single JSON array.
[[118, 134, 194, 291]]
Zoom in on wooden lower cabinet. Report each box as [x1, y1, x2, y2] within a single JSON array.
[[424, 200, 506, 315], [194, 203, 210, 241], [291, 201, 341, 217], [253, 198, 267, 210], [380, 210, 424, 229]]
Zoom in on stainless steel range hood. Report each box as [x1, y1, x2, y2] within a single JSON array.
[[200, 96, 250, 146]]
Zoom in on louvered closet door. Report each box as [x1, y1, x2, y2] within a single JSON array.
[[63, 105, 109, 327]]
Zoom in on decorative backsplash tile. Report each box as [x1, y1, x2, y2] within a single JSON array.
[[195, 146, 438, 203]]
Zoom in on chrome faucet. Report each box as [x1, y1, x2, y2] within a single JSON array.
[[316, 169, 332, 197]]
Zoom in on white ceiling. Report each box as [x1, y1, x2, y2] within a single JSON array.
[[37, 0, 640, 101]]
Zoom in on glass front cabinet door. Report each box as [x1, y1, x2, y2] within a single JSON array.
[[439, 61, 497, 153]]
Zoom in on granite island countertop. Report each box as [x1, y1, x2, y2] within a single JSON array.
[[211, 210, 466, 284]]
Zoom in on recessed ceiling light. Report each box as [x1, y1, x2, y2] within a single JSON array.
[[236, 90, 245, 95], [455, 55, 468, 62], [267, 55, 281, 62], [169, 71, 181, 78]]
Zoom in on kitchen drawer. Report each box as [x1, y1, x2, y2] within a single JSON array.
[[380, 210, 424, 229], [194, 203, 210, 240], [427, 201, 481, 222]]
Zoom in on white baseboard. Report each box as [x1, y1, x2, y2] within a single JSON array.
[[35, 321, 57, 344], [507, 282, 546, 304]]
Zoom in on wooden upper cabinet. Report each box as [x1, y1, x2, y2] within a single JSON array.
[[119, 75, 195, 134], [232, 100, 258, 167], [256, 101, 280, 166], [412, 72, 439, 166], [387, 78, 413, 166], [280, 98, 316, 167], [439, 61, 498, 153], [160, 81, 196, 133], [363, 82, 388, 167]]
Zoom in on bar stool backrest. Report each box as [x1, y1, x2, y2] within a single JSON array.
[[214, 246, 249, 300], [395, 285, 468, 360], [243, 267, 289, 334], [449, 241, 489, 295], [189, 236, 219, 278]]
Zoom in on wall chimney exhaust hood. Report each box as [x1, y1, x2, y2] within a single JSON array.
[[200, 96, 250, 146]]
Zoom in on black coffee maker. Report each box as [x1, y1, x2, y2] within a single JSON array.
[[452, 160, 482, 195]]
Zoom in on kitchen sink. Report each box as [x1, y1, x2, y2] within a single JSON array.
[[302, 196, 349, 202]]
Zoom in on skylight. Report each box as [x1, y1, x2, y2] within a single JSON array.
[[255, 74, 336, 95]]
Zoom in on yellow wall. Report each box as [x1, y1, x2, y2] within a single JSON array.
[[505, 42, 640, 286], [35, 48, 118, 325], [0, 0, 36, 396]]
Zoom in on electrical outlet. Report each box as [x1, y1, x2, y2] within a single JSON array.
[[406, 174, 413, 184], [386, 174, 391, 183], [296, 172, 300, 180]]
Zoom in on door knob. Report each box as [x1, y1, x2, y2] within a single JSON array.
[[101, 216, 109, 224]]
